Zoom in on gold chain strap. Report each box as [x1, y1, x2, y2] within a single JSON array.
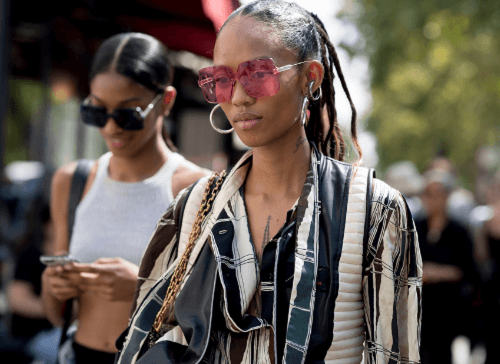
[[152, 171, 226, 332]]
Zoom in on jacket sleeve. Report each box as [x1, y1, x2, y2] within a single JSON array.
[[363, 179, 423, 364], [131, 186, 192, 315]]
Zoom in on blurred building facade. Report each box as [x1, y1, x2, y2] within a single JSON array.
[[2, 0, 241, 175]]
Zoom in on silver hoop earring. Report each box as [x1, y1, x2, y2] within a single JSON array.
[[308, 81, 322, 101], [210, 104, 234, 134], [300, 96, 310, 127]]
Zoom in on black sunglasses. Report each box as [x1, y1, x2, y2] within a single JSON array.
[[80, 93, 163, 130]]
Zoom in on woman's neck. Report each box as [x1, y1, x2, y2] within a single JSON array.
[[108, 134, 171, 182], [246, 130, 311, 200]]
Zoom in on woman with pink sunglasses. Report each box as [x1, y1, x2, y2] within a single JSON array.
[[116, 2, 422, 364]]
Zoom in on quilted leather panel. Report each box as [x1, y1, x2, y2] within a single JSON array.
[[326, 167, 368, 364]]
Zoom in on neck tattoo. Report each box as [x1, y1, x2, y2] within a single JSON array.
[[294, 136, 307, 153]]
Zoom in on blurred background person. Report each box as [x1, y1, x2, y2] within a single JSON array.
[[474, 168, 500, 364], [383, 160, 425, 219], [8, 202, 59, 364], [426, 156, 477, 232], [417, 169, 478, 364], [41, 33, 209, 364], [0, 161, 51, 363]]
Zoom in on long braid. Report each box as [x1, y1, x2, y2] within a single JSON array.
[[306, 14, 342, 160], [325, 37, 362, 163], [304, 20, 335, 158], [321, 32, 343, 159], [317, 33, 337, 158], [309, 13, 362, 163]]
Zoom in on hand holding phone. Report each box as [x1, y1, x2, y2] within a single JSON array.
[[40, 255, 79, 266], [41, 255, 82, 301]]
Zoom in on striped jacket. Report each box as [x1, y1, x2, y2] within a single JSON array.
[[116, 147, 422, 364]]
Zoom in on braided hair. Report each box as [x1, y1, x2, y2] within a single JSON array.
[[219, 0, 362, 162]]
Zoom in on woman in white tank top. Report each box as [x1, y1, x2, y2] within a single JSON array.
[[41, 33, 209, 364]]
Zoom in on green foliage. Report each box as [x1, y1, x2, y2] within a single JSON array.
[[349, 0, 500, 185], [5, 79, 45, 164]]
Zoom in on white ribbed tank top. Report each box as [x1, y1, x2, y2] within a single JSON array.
[[69, 152, 184, 265]]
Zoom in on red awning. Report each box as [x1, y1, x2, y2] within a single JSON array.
[[116, 0, 239, 58]]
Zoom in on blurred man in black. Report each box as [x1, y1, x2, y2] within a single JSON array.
[[417, 170, 478, 364]]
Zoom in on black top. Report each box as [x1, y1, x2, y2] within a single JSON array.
[[417, 219, 473, 267], [11, 245, 53, 339], [415, 218, 477, 313], [486, 233, 500, 301]]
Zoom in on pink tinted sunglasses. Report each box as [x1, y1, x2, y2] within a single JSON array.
[[198, 58, 310, 103]]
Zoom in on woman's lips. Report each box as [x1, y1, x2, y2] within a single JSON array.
[[105, 137, 126, 148], [239, 119, 260, 129], [233, 112, 263, 130]]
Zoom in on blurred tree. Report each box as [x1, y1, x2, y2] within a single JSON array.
[[347, 0, 500, 187], [6, 80, 45, 164]]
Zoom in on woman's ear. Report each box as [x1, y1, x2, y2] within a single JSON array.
[[161, 86, 177, 116], [301, 60, 324, 96]]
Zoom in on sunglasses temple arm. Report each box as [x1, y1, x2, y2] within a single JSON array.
[[276, 60, 312, 73], [276, 65, 293, 72], [140, 93, 164, 118]]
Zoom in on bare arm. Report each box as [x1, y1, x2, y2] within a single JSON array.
[[41, 162, 84, 327], [8, 280, 46, 319], [422, 261, 463, 284], [475, 221, 491, 265]]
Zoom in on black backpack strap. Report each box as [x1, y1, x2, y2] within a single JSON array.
[[362, 168, 376, 272], [58, 159, 94, 355]]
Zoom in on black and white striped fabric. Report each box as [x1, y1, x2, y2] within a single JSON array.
[[117, 148, 422, 364], [204, 153, 319, 364]]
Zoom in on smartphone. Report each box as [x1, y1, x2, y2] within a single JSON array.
[[40, 255, 79, 266]]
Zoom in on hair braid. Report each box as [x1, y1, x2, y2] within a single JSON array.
[[309, 13, 362, 163], [319, 26, 343, 159]]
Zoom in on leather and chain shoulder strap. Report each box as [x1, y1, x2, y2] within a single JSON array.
[[151, 170, 226, 336]]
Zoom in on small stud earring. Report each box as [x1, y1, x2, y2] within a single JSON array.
[[164, 93, 173, 104]]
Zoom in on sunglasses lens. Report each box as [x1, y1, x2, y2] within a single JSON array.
[[213, 67, 234, 103], [198, 59, 280, 103], [114, 109, 144, 130], [239, 59, 280, 98], [198, 67, 218, 103], [198, 67, 235, 103], [80, 105, 144, 130], [80, 105, 107, 127]]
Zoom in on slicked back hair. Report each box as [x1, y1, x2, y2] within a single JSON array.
[[89, 33, 176, 150], [219, 0, 362, 162]]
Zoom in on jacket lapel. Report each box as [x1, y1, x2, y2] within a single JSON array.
[[282, 150, 320, 364]]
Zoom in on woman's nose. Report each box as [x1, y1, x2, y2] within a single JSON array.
[[231, 80, 254, 106], [101, 116, 122, 133]]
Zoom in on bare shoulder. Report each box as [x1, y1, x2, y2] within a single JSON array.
[[51, 160, 99, 203], [51, 162, 79, 205], [51, 160, 98, 253], [171, 158, 212, 198]]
